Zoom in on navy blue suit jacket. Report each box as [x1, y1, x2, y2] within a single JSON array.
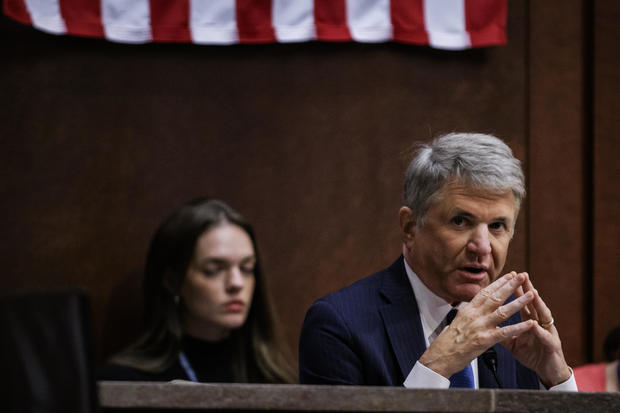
[[299, 256, 540, 388]]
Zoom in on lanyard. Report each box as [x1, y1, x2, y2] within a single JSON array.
[[178, 351, 198, 382]]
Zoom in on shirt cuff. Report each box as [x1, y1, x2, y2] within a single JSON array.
[[403, 361, 450, 389], [540, 368, 578, 392]]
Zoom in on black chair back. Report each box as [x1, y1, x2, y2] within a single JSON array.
[[0, 289, 99, 413]]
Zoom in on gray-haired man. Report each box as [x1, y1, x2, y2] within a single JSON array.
[[299, 133, 577, 390]]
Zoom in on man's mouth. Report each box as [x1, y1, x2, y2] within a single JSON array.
[[463, 267, 485, 274], [458, 265, 490, 280]]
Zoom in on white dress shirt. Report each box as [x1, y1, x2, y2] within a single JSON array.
[[401, 259, 577, 391]]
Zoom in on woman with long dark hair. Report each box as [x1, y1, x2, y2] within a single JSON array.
[[99, 197, 296, 383]]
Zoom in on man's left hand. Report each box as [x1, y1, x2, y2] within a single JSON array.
[[502, 274, 572, 388]]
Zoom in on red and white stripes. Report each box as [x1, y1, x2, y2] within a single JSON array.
[[4, 0, 507, 49]]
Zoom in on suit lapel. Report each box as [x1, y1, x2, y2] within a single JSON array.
[[378, 257, 428, 381]]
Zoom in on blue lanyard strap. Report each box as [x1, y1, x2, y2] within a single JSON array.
[[178, 351, 198, 382]]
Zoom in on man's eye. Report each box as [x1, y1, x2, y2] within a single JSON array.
[[451, 216, 467, 226], [489, 222, 506, 231]]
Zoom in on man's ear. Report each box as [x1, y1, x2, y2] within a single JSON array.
[[398, 206, 417, 247]]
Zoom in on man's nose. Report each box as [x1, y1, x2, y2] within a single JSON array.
[[467, 225, 492, 256], [225, 267, 245, 292]]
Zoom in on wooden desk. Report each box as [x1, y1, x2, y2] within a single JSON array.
[[98, 382, 620, 412]]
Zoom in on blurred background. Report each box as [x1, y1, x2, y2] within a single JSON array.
[[1, 0, 618, 369]]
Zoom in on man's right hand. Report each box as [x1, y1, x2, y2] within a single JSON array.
[[418, 272, 537, 378]]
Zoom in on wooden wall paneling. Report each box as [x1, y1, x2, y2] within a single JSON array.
[[527, 0, 587, 365], [592, 0, 620, 363]]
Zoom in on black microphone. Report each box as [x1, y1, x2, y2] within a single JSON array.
[[481, 347, 502, 389]]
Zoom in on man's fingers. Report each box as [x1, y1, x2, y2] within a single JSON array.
[[531, 290, 554, 330], [514, 285, 532, 320], [522, 274, 540, 321], [487, 271, 517, 294], [492, 290, 534, 324], [520, 275, 555, 333], [473, 272, 526, 310], [495, 319, 537, 342]]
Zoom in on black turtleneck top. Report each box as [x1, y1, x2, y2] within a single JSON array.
[[98, 335, 238, 382]]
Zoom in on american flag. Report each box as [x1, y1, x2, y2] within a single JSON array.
[[4, 0, 507, 50]]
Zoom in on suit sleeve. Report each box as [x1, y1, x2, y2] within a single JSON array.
[[299, 299, 364, 385]]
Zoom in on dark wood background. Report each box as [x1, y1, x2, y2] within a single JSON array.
[[1, 0, 618, 369]]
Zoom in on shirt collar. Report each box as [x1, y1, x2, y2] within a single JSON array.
[[403, 258, 460, 345]]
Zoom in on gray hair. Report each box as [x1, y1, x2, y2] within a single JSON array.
[[404, 133, 525, 224]]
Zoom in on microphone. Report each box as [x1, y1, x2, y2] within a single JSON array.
[[481, 347, 502, 388]]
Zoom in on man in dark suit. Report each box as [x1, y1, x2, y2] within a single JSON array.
[[299, 133, 576, 390]]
